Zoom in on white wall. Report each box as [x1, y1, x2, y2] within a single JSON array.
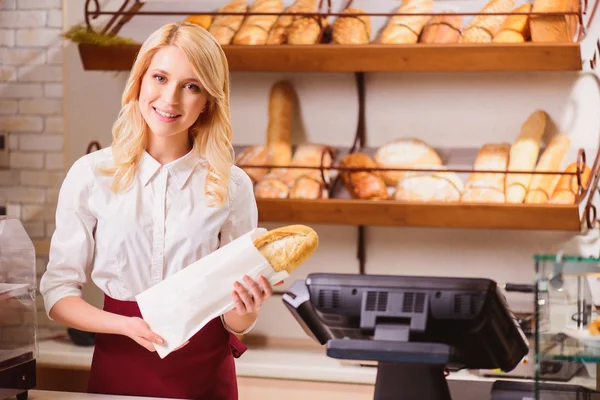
[[62, 0, 600, 340]]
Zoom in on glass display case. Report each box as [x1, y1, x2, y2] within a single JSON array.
[[0, 216, 37, 400], [534, 254, 600, 400]]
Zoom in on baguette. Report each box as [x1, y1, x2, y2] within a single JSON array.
[[267, 0, 317, 44], [287, 15, 327, 44], [378, 0, 434, 44], [419, 13, 462, 44], [548, 162, 591, 204], [459, 0, 516, 43], [253, 225, 318, 274], [267, 81, 295, 167], [505, 110, 547, 203], [235, 145, 270, 184], [208, 0, 248, 45], [184, 15, 213, 30], [233, 0, 284, 45], [374, 138, 443, 186], [332, 8, 371, 45], [530, 0, 579, 42], [525, 134, 571, 204], [461, 143, 511, 203], [339, 153, 390, 200], [492, 4, 532, 43], [290, 176, 326, 199]]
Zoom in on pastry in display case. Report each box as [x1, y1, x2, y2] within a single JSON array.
[[0, 216, 37, 400]]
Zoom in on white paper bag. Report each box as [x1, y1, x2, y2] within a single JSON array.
[[136, 227, 289, 359]]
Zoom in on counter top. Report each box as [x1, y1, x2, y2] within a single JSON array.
[[23, 390, 175, 400]]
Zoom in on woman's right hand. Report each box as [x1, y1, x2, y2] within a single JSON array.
[[121, 316, 165, 352]]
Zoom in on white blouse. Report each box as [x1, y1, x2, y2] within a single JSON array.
[[39, 146, 259, 334]]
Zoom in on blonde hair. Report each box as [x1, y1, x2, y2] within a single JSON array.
[[101, 22, 234, 207]]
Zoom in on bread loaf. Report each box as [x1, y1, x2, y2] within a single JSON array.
[[235, 145, 269, 184], [267, 0, 317, 44], [339, 153, 390, 200], [287, 16, 327, 44], [549, 162, 592, 204], [254, 178, 289, 198], [378, 0, 434, 44], [184, 15, 213, 30], [530, 0, 579, 42], [374, 138, 443, 186], [290, 176, 326, 199], [267, 81, 295, 167], [419, 13, 462, 44], [459, 0, 516, 43], [525, 134, 571, 204], [332, 8, 371, 44], [208, 0, 248, 45], [505, 110, 547, 203], [492, 4, 532, 43], [394, 167, 464, 202], [232, 0, 284, 45], [461, 143, 510, 203], [254, 225, 318, 274]]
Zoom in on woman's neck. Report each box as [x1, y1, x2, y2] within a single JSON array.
[[146, 132, 193, 165]]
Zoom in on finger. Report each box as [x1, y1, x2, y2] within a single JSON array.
[[260, 276, 274, 298], [235, 282, 254, 312], [274, 280, 284, 286], [147, 331, 164, 345], [232, 290, 246, 315], [137, 337, 156, 352], [246, 276, 264, 307]]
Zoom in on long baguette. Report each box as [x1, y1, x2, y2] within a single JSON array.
[[332, 8, 371, 45], [525, 134, 571, 204], [492, 4, 532, 43], [267, 0, 317, 44], [461, 143, 510, 203], [208, 0, 248, 45], [378, 0, 434, 44], [548, 162, 591, 204], [505, 110, 547, 203], [233, 0, 285, 45], [254, 225, 319, 274], [459, 0, 516, 43], [267, 81, 295, 166]]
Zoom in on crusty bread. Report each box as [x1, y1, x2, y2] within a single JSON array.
[[419, 13, 462, 44], [492, 4, 532, 43], [208, 0, 248, 45], [459, 0, 516, 43], [267, 0, 318, 44], [525, 134, 571, 204], [394, 166, 464, 202], [378, 0, 434, 44], [530, 0, 579, 42], [254, 225, 319, 274], [332, 8, 371, 44], [290, 176, 326, 199], [339, 153, 390, 200], [374, 138, 443, 186], [267, 81, 295, 167], [461, 143, 511, 203], [548, 162, 591, 204], [254, 178, 289, 198], [505, 110, 547, 203], [235, 145, 270, 184], [184, 15, 213, 30], [232, 0, 284, 45]]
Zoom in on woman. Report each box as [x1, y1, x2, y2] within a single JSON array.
[[40, 21, 279, 399]]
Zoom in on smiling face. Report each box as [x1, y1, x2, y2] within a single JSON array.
[[138, 45, 209, 141]]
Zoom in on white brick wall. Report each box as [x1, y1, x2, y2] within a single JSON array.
[[0, 0, 65, 335]]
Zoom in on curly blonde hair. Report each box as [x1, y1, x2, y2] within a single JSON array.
[[101, 22, 233, 207]]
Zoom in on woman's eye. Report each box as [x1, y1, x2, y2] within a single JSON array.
[[186, 84, 200, 92], [153, 75, 165, 82]]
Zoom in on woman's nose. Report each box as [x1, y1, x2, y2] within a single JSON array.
[[161, 84, 180, 105]]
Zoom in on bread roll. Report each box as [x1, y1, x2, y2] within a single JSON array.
[[461, 143, 510, 203], [208, 0, 248, 45], [339, 153, 390, 200], [290, 176, 326, 199], [232, 0, 285, 45], [374, 138, 443, 186], [235, 145, 269, 184], [267, 81, 295, 167], [530, 0, 579, 42], [492, 4, 532, 43], [419, 13, 462, 44], [254, 178, 289, 198], [332, 8, 371, 45], [459, 0, 516, 43], [262, 144, 334, 190], [185, 15, 213, 30], [394, 167, 464, 202], [505, 110, 547, 203], [525, 134, 571, 204], [267, 0, 317, 44], [549, 162, 591, 204], [378, 0, 434, 44], [254, 225, 318, 274]]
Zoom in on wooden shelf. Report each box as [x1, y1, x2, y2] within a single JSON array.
[[78, 42, 583, 72], [256, 198, 583, 231]]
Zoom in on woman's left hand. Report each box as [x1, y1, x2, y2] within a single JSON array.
[[231, 275, 283, 315]]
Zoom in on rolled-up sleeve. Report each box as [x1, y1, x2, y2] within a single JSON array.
[[39, 156, 97, 319]]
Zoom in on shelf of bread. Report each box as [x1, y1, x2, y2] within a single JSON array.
[[237, 110, 600, 231], [74, 0, 590, 72]]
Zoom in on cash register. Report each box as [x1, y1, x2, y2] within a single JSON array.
[[0, 216, 37, 400]]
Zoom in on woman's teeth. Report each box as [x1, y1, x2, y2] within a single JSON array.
[[154, 108, 179, 118]]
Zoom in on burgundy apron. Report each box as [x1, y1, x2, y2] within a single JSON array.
[[87, 295, 247, 400]]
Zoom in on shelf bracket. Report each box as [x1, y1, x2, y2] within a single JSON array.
[[355, 71, 367, 274]]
